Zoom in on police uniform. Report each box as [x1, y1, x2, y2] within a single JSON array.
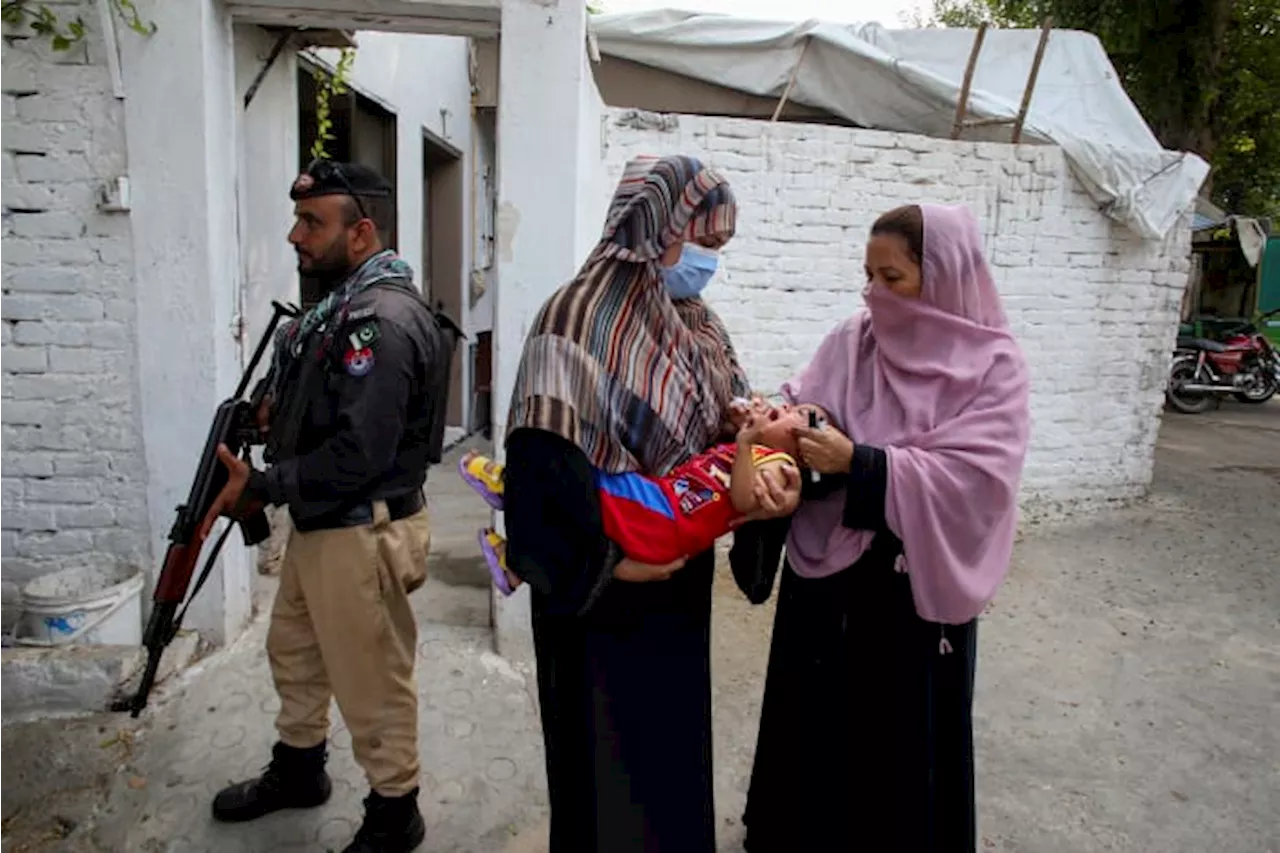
[[212, 161, 459, 853]]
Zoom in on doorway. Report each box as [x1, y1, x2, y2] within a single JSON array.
[[422, 128, 466, 430]]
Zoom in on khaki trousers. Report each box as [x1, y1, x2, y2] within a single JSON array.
[[266, 502, 430, 796]]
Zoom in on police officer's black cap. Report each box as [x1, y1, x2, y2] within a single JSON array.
[[290, 159, 393, 202]]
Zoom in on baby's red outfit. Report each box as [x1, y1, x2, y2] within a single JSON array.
[[595, 443, 795, 564]]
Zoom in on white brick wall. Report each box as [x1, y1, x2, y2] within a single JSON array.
[[1, 14, 150, 607], [602, 111, 1189, 505]]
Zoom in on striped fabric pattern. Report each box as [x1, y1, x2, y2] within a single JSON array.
[[506, 155, 750, 477]]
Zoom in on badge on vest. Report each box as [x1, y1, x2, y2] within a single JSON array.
[[344, 346, 375, 376], [348, 321, 379, 351], [343, 322, 378, 376]]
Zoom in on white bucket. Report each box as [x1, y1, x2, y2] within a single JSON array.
[[13, 564, 145, 647]]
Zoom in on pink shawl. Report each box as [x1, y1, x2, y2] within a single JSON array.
[[781, 204, 1031, 625]]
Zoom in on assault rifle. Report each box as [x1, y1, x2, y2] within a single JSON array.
[[114, 301, 299, 717]]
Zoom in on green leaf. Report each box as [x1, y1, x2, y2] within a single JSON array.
[[2, 0, 153, 52]]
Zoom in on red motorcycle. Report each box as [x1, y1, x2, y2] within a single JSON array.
[[1166, 307, 1280, 414]]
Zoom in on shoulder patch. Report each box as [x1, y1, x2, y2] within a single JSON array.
[[346, 306, 377, 322], [346, 320, 380, 353], [344, 345, 375, 377]]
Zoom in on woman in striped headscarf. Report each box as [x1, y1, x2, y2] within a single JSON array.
[[502, 155, 798, 852]]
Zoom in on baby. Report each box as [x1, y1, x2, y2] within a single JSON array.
[[459, 400, 824, 595]]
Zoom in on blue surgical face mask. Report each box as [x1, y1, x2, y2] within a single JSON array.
[[661, 243, 719, 300]]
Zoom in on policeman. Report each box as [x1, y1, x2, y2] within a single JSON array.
[[202, 160, 453, 853]]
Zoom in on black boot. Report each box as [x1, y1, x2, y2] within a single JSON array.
[[342, 788, 426, 853], [211, 741, 332, 823]]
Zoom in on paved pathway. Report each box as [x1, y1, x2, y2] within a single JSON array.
[[71, 439, 550, 853], [102, 620, 547, 853]]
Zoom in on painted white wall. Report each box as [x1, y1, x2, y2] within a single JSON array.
[[491, 0, 590, 664], [469, 109, 497, 336], [0, 5, 150, 629], [117, 0, 251, 644], [234, 26, 300, 366], [600, 112, 1190, 505], [574, 65, 613, 266]]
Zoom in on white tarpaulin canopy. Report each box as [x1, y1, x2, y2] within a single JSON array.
[[590, 9, 1210, 241]]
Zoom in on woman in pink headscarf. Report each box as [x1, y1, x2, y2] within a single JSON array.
[[730, 203, 1031, 852]]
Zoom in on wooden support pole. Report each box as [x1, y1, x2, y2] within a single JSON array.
[[771, 37, 811, 123], [1011, 16, 1053, 144], [243, 30, 293, 110], [951, 22, 988, 140]]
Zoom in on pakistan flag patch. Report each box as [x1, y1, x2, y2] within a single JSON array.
[[348, 321, 379, 351], [344, 322, 379, 377]]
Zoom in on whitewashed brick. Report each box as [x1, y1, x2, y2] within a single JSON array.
[[12, 151, 95, 182], [55, 505, 115, 529], [13, 92, 86, 123], [3, 237, 99, 266], [602, 109, 1190, 506], [26, 478, 99, 504], [90, 236, 133, 264], [12, 321, 84, 347], [5, 374, 107, 403], [1, 294, 103, 321], [1, 400, 53, 425], [2, 345, 49, 374], [2, 3, 148, 590], [52, 453, 111, 477], [48, 346, 109, 373], [5, 453, 55, 478], [2, 478, 24, 508], [8, 211, 85, 239], [16, 530, 95, 558], [851, 130, 900, 149], [3, 180, 53, 210], [2, 507, 56, 532]]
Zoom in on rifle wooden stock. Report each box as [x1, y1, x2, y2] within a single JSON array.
[[153, 540, 204, 604]]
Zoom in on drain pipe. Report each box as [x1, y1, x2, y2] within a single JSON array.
[[95, 0, 125, 99]]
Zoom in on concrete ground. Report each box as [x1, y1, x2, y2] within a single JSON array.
[[4, 404, 1278, 852]]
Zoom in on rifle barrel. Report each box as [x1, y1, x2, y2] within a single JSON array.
[[114, 599, 177, 716], [126, 649, 164, 718], [233, 300, 297, 399]]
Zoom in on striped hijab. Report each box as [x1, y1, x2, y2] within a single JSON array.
[[506, 155, 749, 476]]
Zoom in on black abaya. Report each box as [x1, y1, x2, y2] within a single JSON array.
[[505, 427, 716, 853], [731, 445, 979, 853]]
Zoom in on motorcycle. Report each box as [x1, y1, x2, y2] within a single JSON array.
[[1165, 307, 1280, 414]]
